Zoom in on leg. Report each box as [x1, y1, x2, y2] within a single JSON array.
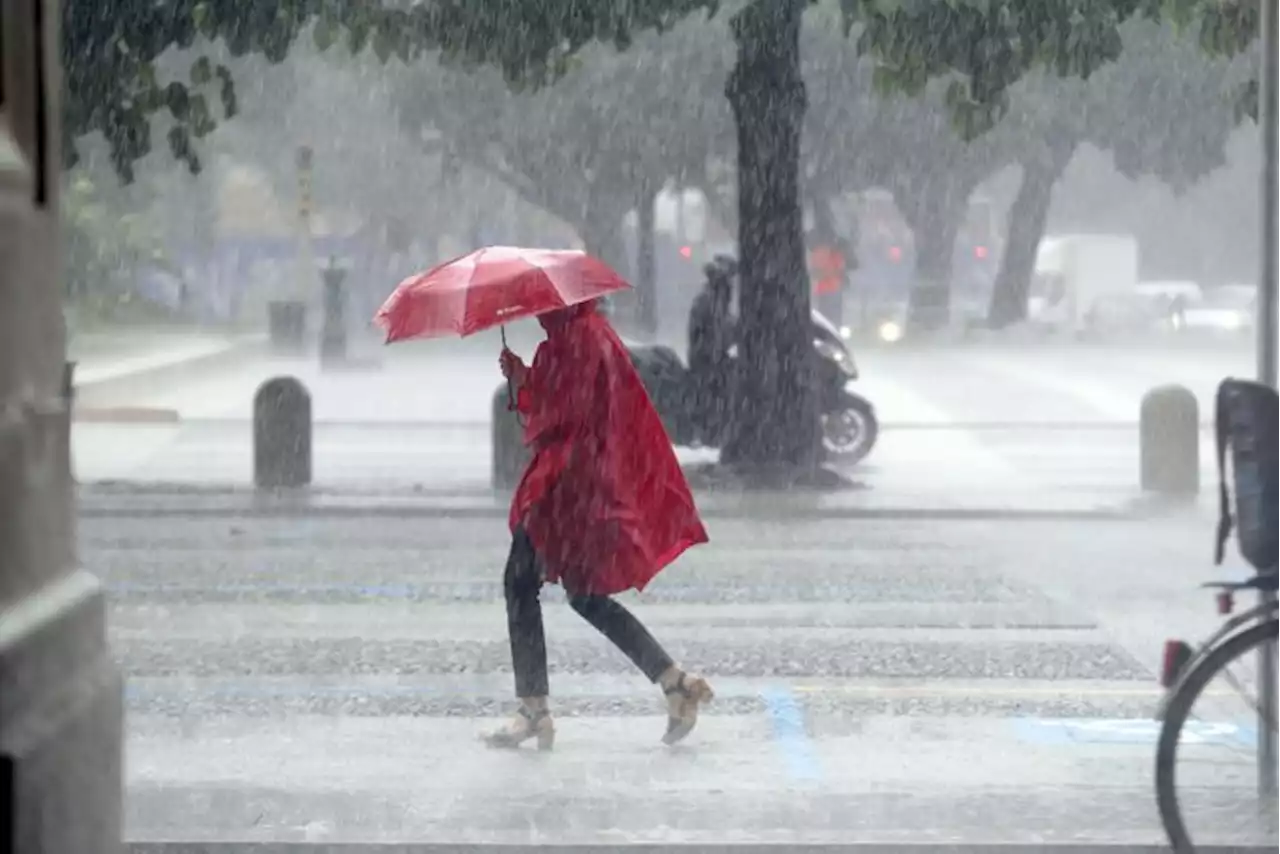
[[505, 529, 549, 699], [567, 594, 673, 682], [484, 529, 554, 750], [568, 594, 714, 745]]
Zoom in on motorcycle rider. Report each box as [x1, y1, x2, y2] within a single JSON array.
[[687, 254, 738, 439]]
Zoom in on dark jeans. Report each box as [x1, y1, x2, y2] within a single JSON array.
[[504, 527, 675, 698]]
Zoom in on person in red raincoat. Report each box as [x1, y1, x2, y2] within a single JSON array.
[[486, 300, 713, 751]]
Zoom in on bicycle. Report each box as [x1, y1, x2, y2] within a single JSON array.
[[1154, 378, 1278, 854]]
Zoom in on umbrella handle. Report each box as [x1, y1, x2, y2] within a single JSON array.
[[500, 325, 518, 414]]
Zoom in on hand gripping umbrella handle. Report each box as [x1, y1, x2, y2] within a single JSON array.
[[501, 326, 515, 411], [500, 325, 525, 430]]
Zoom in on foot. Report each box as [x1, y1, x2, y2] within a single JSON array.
[[482, 703, 555, 751], [662, 671, 714, 745]]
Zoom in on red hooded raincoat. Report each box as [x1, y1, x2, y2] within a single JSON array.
[[509, 302, 708, 596]]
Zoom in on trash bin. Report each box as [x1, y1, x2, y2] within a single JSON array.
[[268, 300, 307, 354]]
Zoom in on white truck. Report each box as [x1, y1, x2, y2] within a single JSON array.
[[1028, 233, 1141, 332]]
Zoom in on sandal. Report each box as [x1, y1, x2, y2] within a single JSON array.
[[482, 704, 556, 751], [663, 672, 714, 745]]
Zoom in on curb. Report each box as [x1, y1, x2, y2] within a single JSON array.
[[124, 844, 1276, 853], [74, 406, 180, 424], [76, 499, 1138, 522]]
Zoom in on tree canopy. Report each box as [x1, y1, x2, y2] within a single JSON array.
[[63, 0, 719, 182], [391, 16, 732, 266], [848, 0, 1259, 136], [975, 13, 1248, 324]]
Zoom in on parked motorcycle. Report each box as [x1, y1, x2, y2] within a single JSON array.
[[627, 310, 880, 465]]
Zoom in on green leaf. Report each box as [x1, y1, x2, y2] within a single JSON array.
[[870, 64, 901, 96], [165, 81, 191, 120], [216, 64, 238, 118], [189, 56, 212, 86], [188, 94, 216, 137], [373, 27, 395, 63], [167, 125, 192, 163], [347, 20, 371, 55], [313, 18, 337, 52], [1233, 78, 1259, 123], [194, 2, 218, 39]]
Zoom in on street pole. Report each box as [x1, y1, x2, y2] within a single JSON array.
[[675, 185, 687, 247], [296, 145, 315, 305], [1255, 0, 1278, 799]]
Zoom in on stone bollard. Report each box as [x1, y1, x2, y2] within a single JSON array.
[[1140, 384, 1200, 495], [492, 383, 529, 490], [254, 377, 312, 489]]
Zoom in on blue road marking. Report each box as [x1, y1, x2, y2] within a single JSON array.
[[761, 686, 822, 783]]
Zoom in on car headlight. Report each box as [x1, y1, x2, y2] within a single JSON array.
[[878, 320, 904, 343]]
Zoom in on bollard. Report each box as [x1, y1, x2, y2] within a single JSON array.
[[492, 384, 529, 490], [1140, 384, 1200, 495], [254, 377, 312, 489]]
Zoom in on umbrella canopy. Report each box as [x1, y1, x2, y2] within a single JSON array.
[[374, 246, 631, 343]]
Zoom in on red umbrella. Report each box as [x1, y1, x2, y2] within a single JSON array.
[[374, 246, 632, 344]]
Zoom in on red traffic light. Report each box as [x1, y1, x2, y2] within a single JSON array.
[[888, 245, 902, 262], [974, 245, 989, 260], [679, 246, 693, 259]]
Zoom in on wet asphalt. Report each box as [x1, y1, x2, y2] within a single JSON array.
[[83, 509, 1277, 848]]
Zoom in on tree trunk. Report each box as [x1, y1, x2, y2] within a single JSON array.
[[905, 204, 960, 333], [986, 146, 1074, 328], [636, 181, 658, 336], [721, 0, 817, 472]]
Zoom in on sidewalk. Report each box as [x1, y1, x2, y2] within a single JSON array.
[[70, 326, 265, 417], [68, 338, 1234, 518], [69, 328, 246, 384], [76, 477, 1211, 521]]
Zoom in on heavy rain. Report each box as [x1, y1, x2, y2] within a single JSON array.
[[0, 0, 1277, 851]]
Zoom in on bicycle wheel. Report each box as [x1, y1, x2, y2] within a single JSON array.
[[1156, 618, 1279, 853]]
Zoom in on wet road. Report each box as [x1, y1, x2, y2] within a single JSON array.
[[72, 338, 1252, 506], [87, 511, 1275, 847]]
